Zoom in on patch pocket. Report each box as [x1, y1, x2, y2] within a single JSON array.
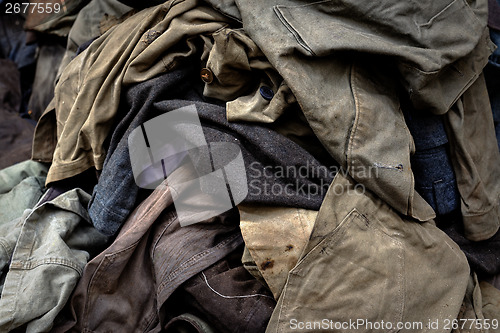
[[274, 0, 484, 71], [275, 209, 404, 332]]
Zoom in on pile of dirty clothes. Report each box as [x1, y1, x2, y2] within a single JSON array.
[[1, 0, 500, 331]]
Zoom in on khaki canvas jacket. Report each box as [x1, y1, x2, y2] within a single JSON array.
[[205, 0, 500, 241]]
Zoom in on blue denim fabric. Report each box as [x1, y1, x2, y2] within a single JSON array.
[[403, 109, 460, 216], [0, 160, 47, 293], [484, 28, 500, 151], [163, 313, 216, 333], [0, 188, 109, 332]]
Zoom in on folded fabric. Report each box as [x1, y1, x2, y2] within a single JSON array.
[[0, 160, 47, 228], [480, 281, 500, 333], [0, 160, 48, 295], [238, 205, 316, 299], [173, 249, 276, 333], [89, 62, 335, 236], [53, 170, 243, 332], [0, 60, 36, 169], [54, 0, 133, 83], [27, 43, 65, 121], [453, 274, 500, 333], [0, 188, 108, 332], [0, 160, 48, 194], [32, 0, 232, 184], [437, 212, 500, 276], [266, 172, 470, 332], [23, 0, 88, 38], [208, 0, 500, 242]]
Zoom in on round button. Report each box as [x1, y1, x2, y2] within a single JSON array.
[[200, 68, 213, 84], [260, 86, 274, 101]]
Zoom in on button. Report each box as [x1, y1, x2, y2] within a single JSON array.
[[200, 68, 213, 84], [260, 86, 274, 101]]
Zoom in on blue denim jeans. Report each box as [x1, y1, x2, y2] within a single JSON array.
[[0, 160, 48, 294], [0, 188, 108, 332]]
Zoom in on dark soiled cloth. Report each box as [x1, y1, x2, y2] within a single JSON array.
[[166, 248, 276, 333], [0, 13, 37, 116], [52, 177, 245, 332], [0, 14, 37, 69], [27, 42, 66, 121], [484, 50, 500, 151], [0, 59, 35, 169], [481, 272, 500, 290], [437, 211, 500, 276], [89, 63, 335, 236], [0, 59, 21, 114], [489, 0, 500, 31], [163, 314, 217, 333], [31, 0, 233, 184]]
